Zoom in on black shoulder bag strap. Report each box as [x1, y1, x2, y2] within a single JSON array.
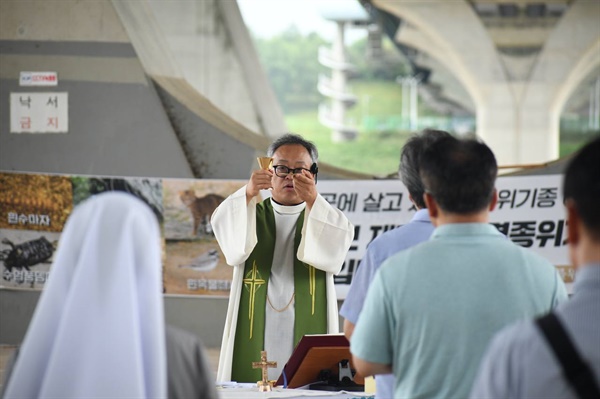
[[536, 312, 600, 399]]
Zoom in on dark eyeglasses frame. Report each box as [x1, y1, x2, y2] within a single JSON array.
[[273, 165, 312, 178]]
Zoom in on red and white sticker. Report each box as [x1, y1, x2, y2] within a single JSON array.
[[19, 71, 58, 86]]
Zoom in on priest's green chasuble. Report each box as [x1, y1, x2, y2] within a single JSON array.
[[231, 198, 327, 382]]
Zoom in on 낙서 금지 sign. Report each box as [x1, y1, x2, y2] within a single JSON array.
[[10, 92, 69, 133]]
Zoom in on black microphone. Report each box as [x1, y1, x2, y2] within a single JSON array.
[[310, 163, 318, 184]]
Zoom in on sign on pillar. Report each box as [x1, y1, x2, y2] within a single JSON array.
[[10, 92, 69, 133]]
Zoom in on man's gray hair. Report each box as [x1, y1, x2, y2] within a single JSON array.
[[400, 129, 452, 209], [267, 133, 319, 163]]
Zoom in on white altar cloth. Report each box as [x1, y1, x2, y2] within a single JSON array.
[[217, 386, 373, 399]]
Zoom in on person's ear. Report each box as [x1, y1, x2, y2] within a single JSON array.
[[565, 199, 582, 268], [424, 192, 439, 221], [489, 189, 498, 211], [566, 199, 580, 247]]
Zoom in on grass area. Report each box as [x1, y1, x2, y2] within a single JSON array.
[[559, 132, 599, 158], [345, 80, 406, 119], [288, 111, 597, 176], [285, 79, 597, 176], [285, 80, 421, 177], [559, 141, 586, 158], [286, 110, 411, 177]]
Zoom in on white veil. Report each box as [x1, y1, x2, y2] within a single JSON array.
[[3, 191, 167, 398]]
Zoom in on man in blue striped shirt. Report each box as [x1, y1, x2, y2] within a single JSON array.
[[340, 129, 451, 399], [470, 137, 600, 398]]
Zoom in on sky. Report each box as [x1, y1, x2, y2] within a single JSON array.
[[237, 0, 368, 43]]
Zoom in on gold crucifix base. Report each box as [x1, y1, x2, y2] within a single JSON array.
[[257, 380, 276, 392]]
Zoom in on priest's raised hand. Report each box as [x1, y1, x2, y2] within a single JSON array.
[[246, 168, 273, 204], [292, 169, 317, 208]]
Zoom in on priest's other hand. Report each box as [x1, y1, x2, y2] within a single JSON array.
[[293, 169, 317, 208], [246, 169, 273, 202]]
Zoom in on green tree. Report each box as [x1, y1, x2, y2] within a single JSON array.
[[347, 36, 409, 81], [254, 26, 327, 113]]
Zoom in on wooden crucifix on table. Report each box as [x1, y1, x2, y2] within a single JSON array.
[[252, 350, 277, 392]]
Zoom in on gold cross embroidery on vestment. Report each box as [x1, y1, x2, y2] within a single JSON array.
[[243, 261, 265, 339], [306, 264, 316, 315]]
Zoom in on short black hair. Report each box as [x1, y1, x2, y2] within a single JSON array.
[[267, 133, 318, 163], [400, 129, 454, 208], [420, 137, 497, 214], [563, 136, 600, 240]]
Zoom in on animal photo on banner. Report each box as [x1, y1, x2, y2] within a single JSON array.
[[0, 172, 72, 289], [162, 179, 247, 296], [178, 189, 224, 236], [0, 230, 60, 289]]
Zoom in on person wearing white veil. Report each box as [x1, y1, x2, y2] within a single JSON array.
[[2, 191, 217, 399]]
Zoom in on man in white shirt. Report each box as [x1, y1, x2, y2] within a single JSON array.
[[211, 133, 354, 383]]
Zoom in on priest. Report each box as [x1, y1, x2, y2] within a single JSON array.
[[211, 133, 354, 383]]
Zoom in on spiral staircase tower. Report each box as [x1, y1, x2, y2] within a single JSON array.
[[318, 7, 370, 142]]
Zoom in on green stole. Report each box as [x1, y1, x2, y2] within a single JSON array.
[[231, 198, 327, 382]]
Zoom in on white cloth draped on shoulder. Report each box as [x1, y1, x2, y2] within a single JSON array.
[[2, 192, 167, 398]]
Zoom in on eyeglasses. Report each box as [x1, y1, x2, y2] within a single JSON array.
[[273, 165, 311, 177]]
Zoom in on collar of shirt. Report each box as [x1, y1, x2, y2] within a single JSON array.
[[271, 198, 306, 215], [411, 208, 431, 223], [431, 223, 504, 239]]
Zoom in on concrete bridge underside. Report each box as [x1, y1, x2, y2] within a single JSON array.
[[371, 0, 600, 165], [0, 0, 370, 180]]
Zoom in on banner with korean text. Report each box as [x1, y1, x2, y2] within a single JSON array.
[[324, 175, 570, 298], [0, 171, 569, 298]]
